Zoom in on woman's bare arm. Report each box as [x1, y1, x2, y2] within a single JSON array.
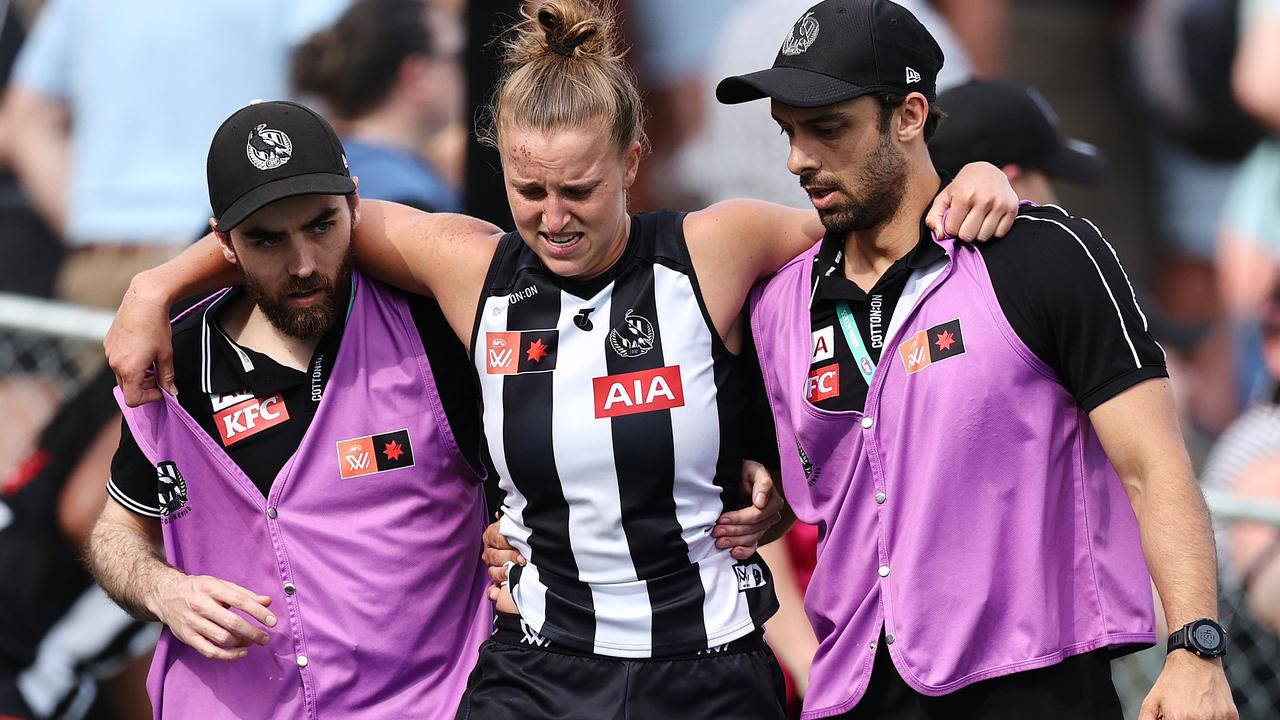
[[106, 200, 502, 406]]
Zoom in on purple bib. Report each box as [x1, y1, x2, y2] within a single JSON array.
[[751, 238, 1154, 719], [118, 273, 491, 719]]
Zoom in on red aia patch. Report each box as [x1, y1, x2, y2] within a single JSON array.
[[592, 366, 685, 418], [213, 394, 290, 446]]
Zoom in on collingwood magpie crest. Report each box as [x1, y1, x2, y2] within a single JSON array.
[[156, 461, 189, 518]]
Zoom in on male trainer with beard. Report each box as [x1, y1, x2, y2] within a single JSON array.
[[717, 1, 1237, 719], [85, 101, 491, 719]]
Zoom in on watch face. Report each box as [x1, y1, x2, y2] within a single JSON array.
[[1193, 622, 1223, 652]]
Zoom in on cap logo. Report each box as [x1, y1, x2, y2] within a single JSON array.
[[906, 67, 921, 85], [246, 123, 293, 171], [780, 11, 819, 56]]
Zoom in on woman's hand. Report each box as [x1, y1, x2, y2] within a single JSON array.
[[926, 161, 1019, 242]]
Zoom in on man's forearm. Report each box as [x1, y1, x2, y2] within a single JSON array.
[[129, 233, 240, 308], [1131, 461, 1221, 630], [86, 517, 184, 622]]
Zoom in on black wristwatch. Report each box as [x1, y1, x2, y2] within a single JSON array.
[[1167, 618, 1228, 658]]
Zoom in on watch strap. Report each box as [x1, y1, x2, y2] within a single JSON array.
[[1166, 625, 1188, 654]]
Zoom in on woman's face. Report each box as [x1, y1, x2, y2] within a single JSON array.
[[500, 124, 640, 280]]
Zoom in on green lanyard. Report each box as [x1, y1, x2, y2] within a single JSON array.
[[835, 300, 877, 385]]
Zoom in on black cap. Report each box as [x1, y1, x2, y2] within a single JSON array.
[[929, 79, 1106, 184], [716, 0, 944, 108], [207, 100, 355, 231]]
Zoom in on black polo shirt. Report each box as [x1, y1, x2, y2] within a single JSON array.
[[107, 288, 482, 516], [804, 202, 1168, 413]]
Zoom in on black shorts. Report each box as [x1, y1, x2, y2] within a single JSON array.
[[454, 613, 787, 720], [831, 636, 1123, 720]]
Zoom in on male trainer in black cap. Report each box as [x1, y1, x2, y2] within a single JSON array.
[[87, 100, 491, 718], [929, 78, 1106, 204], [718, 1, 1237, 719]]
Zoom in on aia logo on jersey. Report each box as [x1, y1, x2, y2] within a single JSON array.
[[812, 326, 835, 363], [806, 363, 840, 402], [211, 392, 290, 446], [898, 318, 966, 375], [486, 330, 559, 374], [592, 366, 685, 418], [156, 461, 190, 522], [336, 429, 414, 479]]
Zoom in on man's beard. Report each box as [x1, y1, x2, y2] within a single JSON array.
[[237, 244, 354, 340], [801, 131, 908, 238]]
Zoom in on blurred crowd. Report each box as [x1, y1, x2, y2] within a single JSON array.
[[0, 0, 1278, 718]]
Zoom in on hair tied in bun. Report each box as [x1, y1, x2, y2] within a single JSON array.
[[539, 8, 596, 57], [547, 30, 594, 57]]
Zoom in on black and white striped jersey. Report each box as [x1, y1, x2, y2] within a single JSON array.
[[472, 210, 778, 658]]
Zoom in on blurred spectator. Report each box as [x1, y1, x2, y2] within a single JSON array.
[[0, 2, 61, 298], [462, 0, 520, 229], [1202, 285, 1280, 720], [1218, 0, 1280, 404], [620, 0, 736, 210], [929, 78, 1106, 205], [292, 0, 465, 213], [1132, 0, 1259, 431], [0, 0, 349, 309], [673, 0, 990, 209], [0, 368, 155, 720]]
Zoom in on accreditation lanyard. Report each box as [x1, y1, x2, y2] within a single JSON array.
[[835, 300, 877, 385]]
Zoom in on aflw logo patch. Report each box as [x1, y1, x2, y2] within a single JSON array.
[[898, 319, 966, 375], [211, 392, 290, 446], [486, 330, 558, 374], [592, 366, 684, 418], [336, 429, 414, 479]]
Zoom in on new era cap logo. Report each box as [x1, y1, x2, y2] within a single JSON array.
[[246, 123, 292, 170], [780, 11, 819, 56], [906, 67, 921, 85]]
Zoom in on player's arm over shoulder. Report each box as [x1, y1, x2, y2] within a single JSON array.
[[978, 204, 1167, 410], [682, 200, 824, 342], [352, 200, 504, 344], [685, 200, 824, 282]]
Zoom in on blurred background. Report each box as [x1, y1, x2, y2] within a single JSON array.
[[0, 0, 1278, 718]]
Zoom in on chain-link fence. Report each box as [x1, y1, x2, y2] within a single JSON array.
[[1, 293, 1278, 717], [0, 293, 112, 472], [1112, 489, 1280, 720]]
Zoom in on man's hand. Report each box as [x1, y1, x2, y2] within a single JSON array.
[[926, 161, 1019, 242], [1139, 652, 1237, 720], [106, 273, 178, 406], [148, 574, 276, 661], [713, 460, 787, 560]]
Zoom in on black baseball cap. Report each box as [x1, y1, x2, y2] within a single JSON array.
[[716, 0, 944, 108], [208, 100, 355, 231], [929, 79, 1106, 184]]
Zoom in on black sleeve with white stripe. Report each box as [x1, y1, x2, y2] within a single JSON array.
[[978, 205, 1168, 412], [106, 418, 162, 518]]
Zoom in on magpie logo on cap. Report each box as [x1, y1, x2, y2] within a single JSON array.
[[780, 11, 820, 56], [208, 100, 354, 231], [246, 124, 293, 171], [715, 0, 945, 109]]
